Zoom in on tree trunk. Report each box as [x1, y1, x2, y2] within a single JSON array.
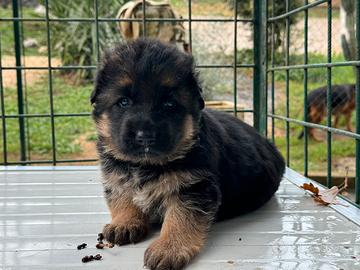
[[340, 0, 357, 70]]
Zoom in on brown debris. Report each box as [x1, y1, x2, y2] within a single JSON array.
[[300, 167, 349, 206], [77, 243, 87, 250], [81, 254, 102, 263]]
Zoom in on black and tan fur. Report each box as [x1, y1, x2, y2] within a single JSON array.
[[91, 39, 285, 270], [298, 84, 356, 140]]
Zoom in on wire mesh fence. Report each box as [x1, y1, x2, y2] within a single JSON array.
[[0, 0, 359, 206], [267, 0, 360, 206]]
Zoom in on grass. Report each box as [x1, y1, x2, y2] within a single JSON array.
[[272, 53, 356, 174], [0, 7, 48, 56], [0, 75, 95, 162]]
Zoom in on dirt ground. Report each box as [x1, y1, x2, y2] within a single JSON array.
[[1, 55, 61, 88]]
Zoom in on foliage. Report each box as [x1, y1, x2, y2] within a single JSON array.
[[228, 0, 302, 51], [46, 0, 127, 82], [0, 7, 47, 56]]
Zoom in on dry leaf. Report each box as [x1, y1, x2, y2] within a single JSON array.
[[317, 186, 339, 205], [301, 167, 349, 206], [300, 182, 319, 195]]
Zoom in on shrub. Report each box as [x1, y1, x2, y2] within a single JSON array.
[[228, 0, 302, 51], [47, 0, 127, 82]]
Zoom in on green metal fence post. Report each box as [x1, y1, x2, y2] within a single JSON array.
[[0, 33, 6, 164], [253, 0, 267, 136], [303, 0, 309, 177], [326, 0, 332, 188], [12, 0, 26, 162], [355, 0, 360, 204]]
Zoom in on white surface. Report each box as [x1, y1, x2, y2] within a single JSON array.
[[0, 168, 359, 269]]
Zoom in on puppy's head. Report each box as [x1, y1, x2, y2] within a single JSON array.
[[91, 39, 204, 164]]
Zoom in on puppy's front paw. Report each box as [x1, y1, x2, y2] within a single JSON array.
[[144, 238, 192, 270], [102, 222, 148, 245]]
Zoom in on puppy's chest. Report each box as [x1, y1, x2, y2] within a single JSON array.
[[103, 166, 187, 214]]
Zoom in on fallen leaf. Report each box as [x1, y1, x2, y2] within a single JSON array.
[[316, 186, 339, 205], [300, 182, 319, 195], [301, 167, 350, 206]]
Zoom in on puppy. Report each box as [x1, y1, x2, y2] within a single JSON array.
[[91, 39, 285, 270], [298, 84, 356, 140]]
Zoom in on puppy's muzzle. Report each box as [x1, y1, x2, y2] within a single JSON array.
[[135, 130, 156, 146]]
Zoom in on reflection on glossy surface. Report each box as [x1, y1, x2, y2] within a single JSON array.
[[0, 168, 359, 269]]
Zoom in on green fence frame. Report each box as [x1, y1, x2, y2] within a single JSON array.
[[266, 0, 360, 207], [0, 0, 360, 206]]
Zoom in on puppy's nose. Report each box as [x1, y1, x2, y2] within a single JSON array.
[[135, 130, 156, 146]]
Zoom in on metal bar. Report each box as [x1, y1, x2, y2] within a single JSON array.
[[44, 0, 56, 165], [188, 0, 192, 52], [264, 0, 268, 137], [268, 114, 360, 140], [253, 0, 267, 135], [285, 0, 290, 166], [0, 64, 256, 70], [1, 109, 254, 119], [356, 0, 360, 204], [270, 0, 275, 142], [0, 17, 254, 23], [19, 1, 32, 162], [0, 159, 98, 165], [268, 61, 360, 71], [268, 0, 327, 22], [3, 113, 92, 118], [326, 0, 332, 188], [142, 0, 146, 37], [233, 0, 238, 116], [12, 0, 26, 162], [94, 0, 100, 63], [304, 0, 309, 177], [0, 33, 6, 165]]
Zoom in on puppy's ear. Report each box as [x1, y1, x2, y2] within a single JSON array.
[[91, 62, 107, 105], [90, 47, 115, 105], [90, 65, 104, 105]]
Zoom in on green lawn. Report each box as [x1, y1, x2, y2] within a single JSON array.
[[0, 75, 95, 162], [0, 7, 48, 56]]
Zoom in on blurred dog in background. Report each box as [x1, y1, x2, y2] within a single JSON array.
[[298, 84, 355, 140]]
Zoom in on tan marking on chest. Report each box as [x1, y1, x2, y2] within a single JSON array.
[[132, 170, 202, 214]]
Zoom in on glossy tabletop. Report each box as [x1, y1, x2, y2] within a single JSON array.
[[0, 167, 359, 270]]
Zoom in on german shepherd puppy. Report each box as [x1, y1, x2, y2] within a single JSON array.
[[298, 84, 356, 140], [91, 39, 285, 270]]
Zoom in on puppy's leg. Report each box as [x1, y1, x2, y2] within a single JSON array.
[[144, 187, 219, 270], [309, 108, 323, 141], [103, 196, 149, 245], [345, 112, 354, 132], [333, 113, 340, 128]]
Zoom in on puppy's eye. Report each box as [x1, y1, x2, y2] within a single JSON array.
[[163, 100, 176, 109], [117, 97, 131, 108]]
